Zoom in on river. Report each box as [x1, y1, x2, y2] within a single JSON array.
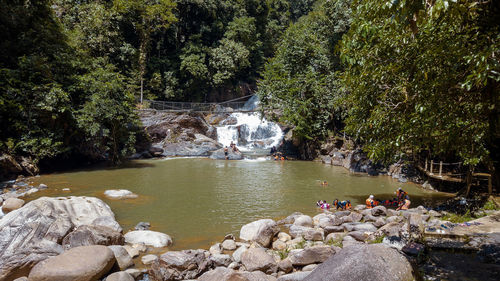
[[26, 158, 452, 250]]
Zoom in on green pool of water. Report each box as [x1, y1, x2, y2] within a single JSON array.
[[27, 158, 452, 250]]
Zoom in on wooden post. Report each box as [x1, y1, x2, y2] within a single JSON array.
[[439, 161, 443, 177], [430, 160, 433, 174], [488, 175, 492, 195], [425, 159, 428, 171]]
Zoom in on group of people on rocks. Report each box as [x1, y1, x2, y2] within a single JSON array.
[[270, 146, 288, 161], [316, 187, 411, 211], [365, 188, 411, 210], [223, 141, 240, 159]]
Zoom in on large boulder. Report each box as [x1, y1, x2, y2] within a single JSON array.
[[28, 245, 116, 281], [198, 267, 276, 281], [239, 219, 279, 247], [287, 246, 336, 266], [306, 244, 414, 281], [240, 248, 277, 274], [371, 206, 387, 217], [62, 225, 124, 249], [0, 196, 119, 280], [293, 215, 313, 227], [124, 230, 172, 248], [149, 249, 211, 280], [1, 197, 24, 213], [108, 246, 134, 270]]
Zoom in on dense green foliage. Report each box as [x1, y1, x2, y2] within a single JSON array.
[[258, 0, 499, 183], [0, 0, 138, 165]]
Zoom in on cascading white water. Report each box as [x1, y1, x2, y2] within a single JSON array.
[[216, 96, 283, 152]]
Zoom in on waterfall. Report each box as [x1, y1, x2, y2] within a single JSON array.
[[216, 96, 283, 152]]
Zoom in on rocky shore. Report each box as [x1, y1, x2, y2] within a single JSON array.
[[1, 191, 499, 281]]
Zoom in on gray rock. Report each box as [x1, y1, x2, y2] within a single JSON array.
[[408, 213, 424, 240], [210, 147, 243, 160], [376, 222, 402, 237], [279, 212, 304, 225], [348, 231, 369, 242], [278, 232, 292, 242], [105, 271, 135, 281], [62, 225, 124, 249], [373, 218, 386, 228], [221, 239, 237, 251], [278, 259, 293, 273], [386, 209, 398, 217], [141, 254, 158, 265], [428, 210, 442, 217], [323, 226, 345, 234], [150, 249, 210, 280], [352, 223, 378, 233], [240, 219, 279, 247], [1, 197, 24, 213], [209, 243, 222, 255], [13, 277, 28, 281], [241, 248, 278, 274], [232, 245, 248, 263], [123, 245, 140, 258], [349, 212, 363, 222], [342, 235, 360, 248], [371, 206, 387, 216], [124, 230, 172, 248], [289, 225, 324, 241], [306, 244, 414, 281], [134, 222, 151, 231], [109, 245, 134, 270], [325, 233, 345, 243], [104, 189, 138, 199], [92, 216, 123, 232], [277, 272, 311, 281], [124, 268, 143, 279], [198, 267, 276, 281], [210, 254, 232, 267], [0, 196, 118, 280], [334, 211, 351, 218], [38, 183, 48, 189], [354, 205, 366, 211], [288, 246, 335, 266], [386, 216, 404, 224], [273, 240, 287, 250], [28, 245, 116, 281], [293, 215, 313, 227]]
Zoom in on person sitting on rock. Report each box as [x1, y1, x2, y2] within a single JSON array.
[[345, 200, 352, 210], [224, 146, 229, 160], [333, 199, 339, 209], [317, 200, 324, 207], [397, 195, 411, 210], [366, 195, 376, 209], [321, 201, 330, 210]]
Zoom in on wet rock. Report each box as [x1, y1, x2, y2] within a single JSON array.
[[221, 239, 237, 251], [289, 226, 324, 241], [135, 222, 151, 231], [210, 147, 243, 160], [149, 249, 210, 280], [124, 230, 172, 248], [198, 267, 276, 281], [293, 215, 313, 227], [371, 206, 387, 216], [287, 246, 335, 266], [28, 245, 115, 281], [241, 248, 278, 273], [62, 225, 124, 249], [1, 197, 24, 213], [240, 219, 279, 247], [142, 254, 158, 265], [306, 244, 414, 281], [104, 189, 138, 199], [0, 196, 118, 280], [109, 245, 134, 270], [105, 271, 135, 281], [277, 272, 311, 281], [37, 183, 47, 189]]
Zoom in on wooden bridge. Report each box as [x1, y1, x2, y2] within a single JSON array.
[[416, 159, 493, 195], [142, 95, 258, 113]]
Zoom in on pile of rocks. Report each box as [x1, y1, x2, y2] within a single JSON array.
[[147, 205, 458, 281], [0, 196, 172, 281]]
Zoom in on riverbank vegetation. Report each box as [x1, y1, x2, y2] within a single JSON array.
[[1, 0, 499, 189]]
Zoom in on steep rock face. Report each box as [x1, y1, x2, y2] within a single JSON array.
[[0, 196, 119, 280], [138, 110, 221, 157]]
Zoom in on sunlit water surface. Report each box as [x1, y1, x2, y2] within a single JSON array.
[[27, 158, 452, 250]]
